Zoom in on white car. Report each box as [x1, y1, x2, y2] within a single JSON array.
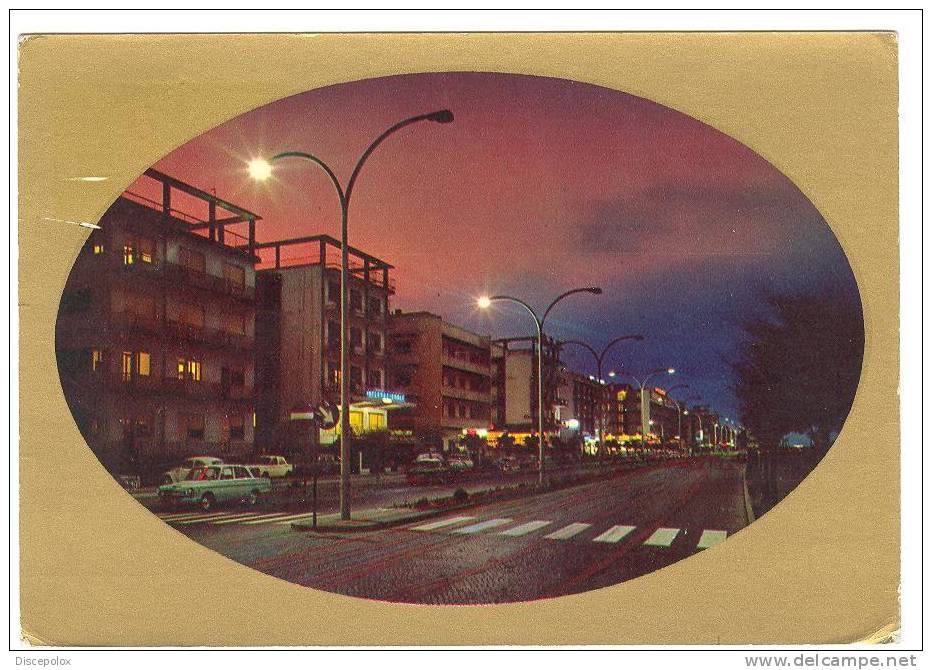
[[162, 456, 223, 484], [250, 455, 294, 478]]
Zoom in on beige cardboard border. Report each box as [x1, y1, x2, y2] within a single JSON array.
[[18, 32, 899, 646]]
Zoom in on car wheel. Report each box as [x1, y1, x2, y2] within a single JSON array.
[[262, 472, 271, 478], [200, 493, 215, 512], [247, 490, 259, 506]]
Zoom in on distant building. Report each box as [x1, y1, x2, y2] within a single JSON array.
[[387, 311, 493, 452], [55, 170, 261, 474], [490, 335, 562, 439], [253, 236, 400, 451]]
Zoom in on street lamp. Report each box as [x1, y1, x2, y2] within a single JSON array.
[[665, 383, 690, 451], [478, 287, 602, 483], [618, 368, 676, 448], [250, 109, 454, 520], [559, 335, 644, 446]]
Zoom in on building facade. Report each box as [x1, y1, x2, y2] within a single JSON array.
[[489, 335, 562, 438], [55, 170, 260, 475], [387, 311, 493, 452], [253, 236, 396, 450]]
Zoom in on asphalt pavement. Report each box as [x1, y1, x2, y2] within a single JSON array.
[[153, 457, 749, 604]]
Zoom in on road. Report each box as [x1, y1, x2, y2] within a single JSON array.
[[154, 458, 749, 604]]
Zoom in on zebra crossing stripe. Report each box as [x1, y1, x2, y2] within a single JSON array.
[[500, 521, 552, 537], [240, 511, 322, 525], [156, 512, 199, 521], [544, 523, 591, 540], [592, 525, 637, 544], [164, 512, 232, 524], [410, 516, 476, 532], [696, 529, 728, 549], [451, 518, 513, 534], [644, 527, 680, 547], [159, 512, 220, 523], [211, 512, 291, 525], [175, 512, 256, 525]]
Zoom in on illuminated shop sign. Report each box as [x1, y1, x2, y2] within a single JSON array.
[[365, 389, 406, 403]]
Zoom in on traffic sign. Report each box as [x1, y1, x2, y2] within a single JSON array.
[[315, 401, 339, 430]]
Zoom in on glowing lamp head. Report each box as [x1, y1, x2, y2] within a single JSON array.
[[248, 159, 273, 181], [667, 367, 676, 375], [608, 371, 616, 377], [477, 296, 492, 309]]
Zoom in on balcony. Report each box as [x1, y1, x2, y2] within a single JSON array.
[[163, 261, 255, 301], [162, 376, 220, 399], [165, 319, 255, 351], [110, 310, 162, 336], [441, 385, 491, 404], [441, 354, 491, 376]]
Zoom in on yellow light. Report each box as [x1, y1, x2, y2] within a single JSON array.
[[248, 159, 273, 181], [667, 368, 676, 374], [477, 296, 492, 309]]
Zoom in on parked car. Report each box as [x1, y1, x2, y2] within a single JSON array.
[[406, 460, 454, 486], [447, 455, 474, 471], [415, 452, 445, 465], [157, 464, 272, 511], [495, 456, 520, 473], [249, 455, 294, 478], [161, 456, 224, 485]]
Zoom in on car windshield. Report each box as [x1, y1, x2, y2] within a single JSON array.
[[184, 466, 221, 481], [259, 456, 274, 464]]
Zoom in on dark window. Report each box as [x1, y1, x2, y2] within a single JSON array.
[[368, 331, 382, 352], [327, 321, 340, 349], [327, 280, 340, 303], [367, 296, 383, 316], [61, 288, 92, 314], [350, 327, 363, 347], [350, 366, 362, 389], [350, 289, 362, 311], [366, 368, 382, 388]]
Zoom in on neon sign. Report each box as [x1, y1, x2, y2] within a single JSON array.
[[365, 389, 406, 403]]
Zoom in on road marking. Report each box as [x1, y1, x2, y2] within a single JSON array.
[[696, 529, 728, 549], [592, 525, 637, 544], [499, 520, 552, 537], [644, 527, 680, 547], [240, 511, 324, 525], [163, 512, 233, 523], [544, 523, 591, 540], [211, 512, 292, 525], [410, 516, 477, 532], [175, 512, 256, 525], [156, 512, 200, 521], [159, 512, 219, 523], [451, 518, 514, 534]]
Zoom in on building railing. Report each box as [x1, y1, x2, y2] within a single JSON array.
[[163, 261, 256, 301], [441, 354, 492, 376]]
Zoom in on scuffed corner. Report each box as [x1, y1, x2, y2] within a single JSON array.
[[20, 625, 53, 647]]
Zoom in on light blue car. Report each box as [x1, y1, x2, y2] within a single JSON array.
[[157, 464, 271, 512]]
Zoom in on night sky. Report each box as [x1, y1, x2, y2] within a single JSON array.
[[136, 72, 860, 420]]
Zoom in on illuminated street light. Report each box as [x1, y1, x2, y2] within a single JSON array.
[[248, 158, 274, 182], [618, 368, 676, 447], [478, 287, 602, 484], [250, 110, 454, 520], [559, 334, 644, 448]]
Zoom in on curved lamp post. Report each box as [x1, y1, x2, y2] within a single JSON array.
[[617, 368, 676, 447], [250, 110, 454, 520], [665, 383, 690, 451], [560, 335, 644, 444], [478, 287, 602, 483], [684, 394, 705, 450]]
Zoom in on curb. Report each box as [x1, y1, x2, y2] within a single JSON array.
[[742, 469, 756, 525]]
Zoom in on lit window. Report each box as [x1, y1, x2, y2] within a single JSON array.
[[123, 245, 134, 265], [93, 244, 104, 255], [177, 357, 201, 381], [137, 352, 151, 377], [138, 237, 154, 263], [368, 413, 386, 431], [349, 411, 364, 434], [91, 349, 102, 372], [121, 352, 133, 381]]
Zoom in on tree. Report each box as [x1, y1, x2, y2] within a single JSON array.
[[730, 285, 863, 453]]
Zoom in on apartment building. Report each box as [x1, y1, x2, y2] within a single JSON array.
[[55, 170, 260, 474], [489, 335, 563, 437], [254, 236, 395, 449], [387, 311, 492, 452]]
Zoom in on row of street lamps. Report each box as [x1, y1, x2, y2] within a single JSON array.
[[248, 109, 741, 518]]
